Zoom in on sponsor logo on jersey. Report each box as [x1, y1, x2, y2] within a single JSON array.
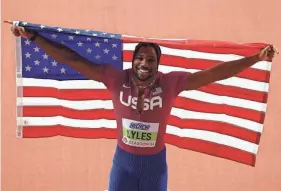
[[129, 122, 150, 130]]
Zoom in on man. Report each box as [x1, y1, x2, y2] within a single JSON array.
[[10, 24, 277, 191]]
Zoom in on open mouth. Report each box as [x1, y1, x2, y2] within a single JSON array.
[[135, 65, 152, 79], [138, 68, 150, 74]]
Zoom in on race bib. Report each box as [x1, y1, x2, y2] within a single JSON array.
[[122, 118, 159, 147]]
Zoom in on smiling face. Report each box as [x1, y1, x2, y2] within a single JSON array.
[[132, 45, 159, 82]]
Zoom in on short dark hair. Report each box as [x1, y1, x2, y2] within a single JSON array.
[[132, 42, 162, 66]]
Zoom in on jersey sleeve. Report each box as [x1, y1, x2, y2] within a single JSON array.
[[163, 71, 190, 97], [96, 64, 122, 90]]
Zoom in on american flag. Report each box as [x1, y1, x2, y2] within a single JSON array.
[[14, 21, 272, 166]]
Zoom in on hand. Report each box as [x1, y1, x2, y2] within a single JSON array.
[[258, 45, 279, 61], [11, 25, 35, 39], [5, 20, 34, 39]]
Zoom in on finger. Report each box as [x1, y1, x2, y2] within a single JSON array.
[[273, 45, 279, 54], [261, 46, 271, 54], [265, 45, 272, 51], [3, 20, 13, 25], [13, 31, 21, 37], [267, 51, 275, 57], [14, 30, 20, 35], [18, 27, 25, 35]]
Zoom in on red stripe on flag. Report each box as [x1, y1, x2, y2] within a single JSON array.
[[23, 87, 112, 100], [165, 134, 256, 166], [22, 126, 117, 139], [23, 107, 116, 119]]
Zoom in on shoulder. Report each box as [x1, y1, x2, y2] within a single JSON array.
[[159, 71, 191, 96], [160, 71, 190, 83]]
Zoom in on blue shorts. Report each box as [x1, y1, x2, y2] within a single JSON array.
[[108, 145, 168, 191]]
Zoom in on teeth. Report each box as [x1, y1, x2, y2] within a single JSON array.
[[139, 69, 148, 73]]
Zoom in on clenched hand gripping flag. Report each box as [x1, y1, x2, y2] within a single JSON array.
[[14, 21, 273, 166]]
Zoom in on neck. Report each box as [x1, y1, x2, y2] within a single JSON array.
[[132, 75, 156, 89]]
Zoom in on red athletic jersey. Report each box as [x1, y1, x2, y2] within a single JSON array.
[[98, 65, 189, 155]]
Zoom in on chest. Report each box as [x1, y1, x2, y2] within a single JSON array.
[[111, 85, 173, 120]]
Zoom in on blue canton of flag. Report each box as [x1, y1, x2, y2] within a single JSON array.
[[17, 21, 123, 80]]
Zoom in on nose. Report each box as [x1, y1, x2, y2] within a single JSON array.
[[139, 58, 149, 66]]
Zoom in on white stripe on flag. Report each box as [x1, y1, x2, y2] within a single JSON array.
[[18, 78, 107, 89], [122, 34, 187, 41]]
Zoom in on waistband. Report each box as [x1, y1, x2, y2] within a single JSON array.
[[112, 145, 167, 174]]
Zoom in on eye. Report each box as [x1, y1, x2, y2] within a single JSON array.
[[148, 58, 156, 63], [136, 56, 144, 60]]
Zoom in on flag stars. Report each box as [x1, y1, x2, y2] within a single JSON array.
[[43, 67, 49, 73], [95, 42, 100, 47], [24, 39, 31, 45], [104, 39, 109, 42], [34, 60, 40, 65], [60, 67, 66, 74], [103, 49, 110, 54], [51, 34, 57, 39], [75, 31, 80, 34], [95, 55, 101, 60], [112, 44, 118, 48], [57, 28, 63, 32], [51, 60, 58, 66], [42, 53, 49, 59], [34, 47, 40, 52], [40, 25, 45, 29], [112, 55, 118, 60], [25, 65, 31, 71], [25, 52, 31, 58], [87, 37, 92, 41], [92, 33, 97, 36], [69, 36, 74, 40], [86, 48, 92, 53], [77, 41, 83, 47]]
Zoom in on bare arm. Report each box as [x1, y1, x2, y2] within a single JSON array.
[[185, 45, 277, 90], [12, 25, 105, 81]]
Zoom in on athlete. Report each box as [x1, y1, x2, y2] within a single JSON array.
[[10, 24, 277, 191]]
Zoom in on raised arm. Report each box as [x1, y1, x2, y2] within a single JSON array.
[[184, 45, 277, 91], [11, 24, 107, 82]]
